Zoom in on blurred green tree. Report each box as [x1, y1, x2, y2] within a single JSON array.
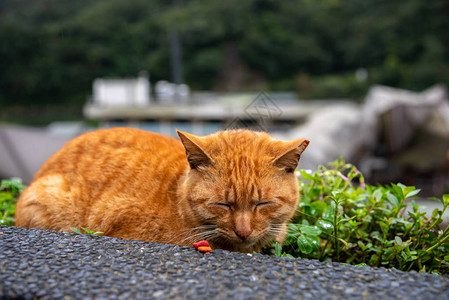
[[0, 0, 447, 109]]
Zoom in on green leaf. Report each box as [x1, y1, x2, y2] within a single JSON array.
[[432, 208, 440, 219], [316, 219, 333, 233], [81, 227, 95, 234], [443, 194, 449, 206], [373, 188, 383, 202], [309, 201, 327, 215], [299, 225, 322, 236], [300, 169, 314, 181], [386, 192, 399, 207], [71, 227, 83, 234], [394, 236, 402, 245], [283, 234, 297, 246], [378, 221, 389, 236], [357, 241, 366, 250], [287, 223, 301, 234], [408, 211, 418, 220], [297, 235, 313, 254], [323, 206, 334, 221], [391, 184, 404, 199], [80, 227, 103, 235], [397, 183, 406, 189], [274, 242, 282, 257], [308, 235, 321, 250], [369, 254, 379, 266], [405, 188, 420, 199], [401, 251, 409, 261], [331, 191, 342, 199]]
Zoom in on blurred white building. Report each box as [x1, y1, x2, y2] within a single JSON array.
[[92, 71, 151, 107]]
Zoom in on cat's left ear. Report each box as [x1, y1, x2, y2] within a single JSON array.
[[273, 139, 309, 172], [177, 130, 212, 170]]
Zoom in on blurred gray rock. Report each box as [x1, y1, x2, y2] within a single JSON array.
[[275, 84, 449, 175], [273, 102, 366, 171]]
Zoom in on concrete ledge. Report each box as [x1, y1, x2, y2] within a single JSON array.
[[1, 225, 448, 299]]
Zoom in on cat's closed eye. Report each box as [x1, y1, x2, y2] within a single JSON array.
[[255, 201, 272, 207], [214, 202, 232, 209], [254, 201, 273, 211]]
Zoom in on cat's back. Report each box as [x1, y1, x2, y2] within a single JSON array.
[[15, 128, 187, 232], [36, 127, 185, 178]]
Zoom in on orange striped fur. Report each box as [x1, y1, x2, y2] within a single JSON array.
[[15, 128, 309, 252]]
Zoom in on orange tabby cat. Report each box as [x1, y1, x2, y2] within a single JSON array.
[[15, 128, 309, 252]]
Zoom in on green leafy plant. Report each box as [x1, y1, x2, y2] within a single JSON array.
[[70, 227, 104, 236], [0, 178, 26, 226], [271, 159, 449, 275]]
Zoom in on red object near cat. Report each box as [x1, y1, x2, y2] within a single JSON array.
[[193, 240, 210, 249], [197, 246, 212, 253]]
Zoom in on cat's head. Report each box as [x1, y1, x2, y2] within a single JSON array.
[[177, 129, 309, 252]]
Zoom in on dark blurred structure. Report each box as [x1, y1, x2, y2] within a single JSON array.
[[365, 85, 449, 196]]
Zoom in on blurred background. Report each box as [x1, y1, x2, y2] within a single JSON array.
[[0, 0, 448, 198]]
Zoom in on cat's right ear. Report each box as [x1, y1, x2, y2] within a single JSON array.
[[176, 130, 212, 170], [273, 139, 309, 173]]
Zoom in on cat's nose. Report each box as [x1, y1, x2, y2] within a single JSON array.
[[234, 229, 253, 241]]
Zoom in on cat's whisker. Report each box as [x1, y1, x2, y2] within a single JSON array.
[[294, 210, 322, 220], [197, 232, 222, 243], [194, 230, 222, 241], [181, 233, 222, 246], [191, 225, 219, 229], [269, 225, 289, 232], [270, 227, 288, 232], [268, 225, 287, 231], [165, 228, 198, 244], [181, 231, 214, 242], [270, 223, 288, 228], [268, 229, 288, 235], [165, 225, 219, 244], [271, 223, 335, 240], [180, 229, 219, 244]]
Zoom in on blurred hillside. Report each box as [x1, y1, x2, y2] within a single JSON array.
[[1, 0, 448, 110]]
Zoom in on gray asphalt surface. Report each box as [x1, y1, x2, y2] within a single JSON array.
[[1, 225, 448, 299]]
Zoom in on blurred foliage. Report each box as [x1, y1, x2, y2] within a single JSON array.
[[0, 0, 448, 106], [0, 104, 84, 126], [0, 178, 25, 226]]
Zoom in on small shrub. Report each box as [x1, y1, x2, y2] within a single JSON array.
[[270, 159, 449, 275], [0, 178, 25, 226], [70, 227, 104, 235]]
